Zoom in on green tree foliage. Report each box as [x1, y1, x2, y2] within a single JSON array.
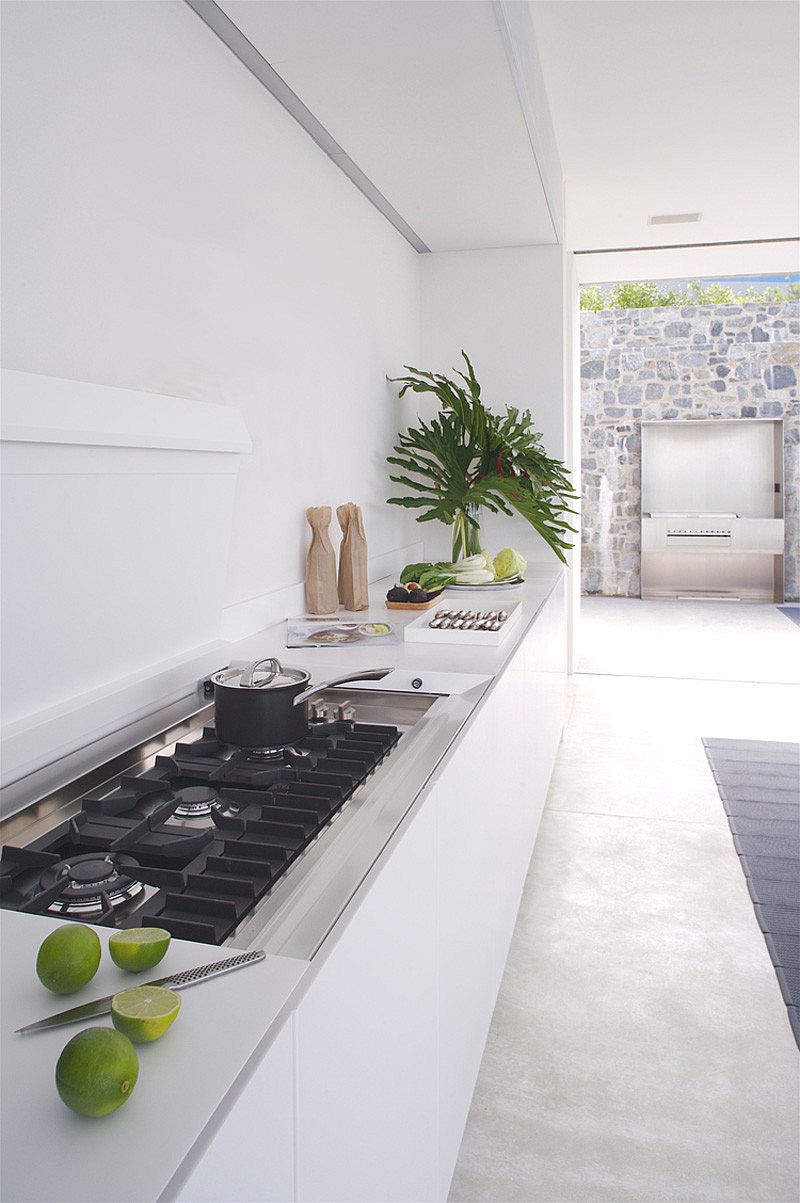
[[578, 284, 607, 311], [580, 280, 800, 311]]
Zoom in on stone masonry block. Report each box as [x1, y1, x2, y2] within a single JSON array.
[[765, 365, 797, 389]]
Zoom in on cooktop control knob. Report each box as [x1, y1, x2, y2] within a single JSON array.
[[309, 700, 332, 723], [334, 701, 357, 722]]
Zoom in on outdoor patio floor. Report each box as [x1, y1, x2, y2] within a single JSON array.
[[577, 597, 799, 684], [449, 599, 800, 1203]]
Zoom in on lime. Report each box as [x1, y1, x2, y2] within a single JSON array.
[[55, 1027, 138, 1117], [108, 927, 171, 973], [36, 924, 101, 995], [111, 985, 181, 1043]]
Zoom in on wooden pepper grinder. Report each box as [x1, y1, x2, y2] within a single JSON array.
[[305, 506, 339, 614], [337, 502, 369, 611]]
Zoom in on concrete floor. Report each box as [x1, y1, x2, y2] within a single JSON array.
[[449, 601, 800, 1203], [578, 597, 800, 684]]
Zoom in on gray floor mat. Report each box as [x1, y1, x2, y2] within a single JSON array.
[[754, 904, 800, 936], [739, 855, 800, 882], [716, 774, 798, 793], [704, 738, 799, 752], [710, 749, 800, 767], [765, 931, 800, 968], [716, 770, 799, 789], [747, 877, 800, 908], [728, 815, 800, 839], [733, 834, 800, 860], [734, 833, 800, 860], [776, 966, 800, 1006], [704, 739, 800, 1049], [723, 785, 800, 806], [724, 798, 800, 822]]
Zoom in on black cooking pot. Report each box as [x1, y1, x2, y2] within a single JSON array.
[[211, 657, 391, 749]]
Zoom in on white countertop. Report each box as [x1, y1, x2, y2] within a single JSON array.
[[0, 913, 308, 1203], [0, 562, 563, 1203], [227, 561, 562, 681]]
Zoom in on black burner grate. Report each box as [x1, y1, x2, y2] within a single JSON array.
[[0, 719, 400, 944]]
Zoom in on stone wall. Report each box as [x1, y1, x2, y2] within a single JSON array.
[[580, 301, 799, 600]]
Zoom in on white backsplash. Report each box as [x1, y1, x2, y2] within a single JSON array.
[[0, 370, 251, 787]]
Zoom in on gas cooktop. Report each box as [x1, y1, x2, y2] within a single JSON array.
[[0, 712, 400, 945]]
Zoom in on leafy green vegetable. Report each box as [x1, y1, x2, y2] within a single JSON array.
[[399, 555, 495, 590], [399, 563, 435, 586]]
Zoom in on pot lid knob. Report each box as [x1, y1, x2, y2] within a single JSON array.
[[238, 657, 282, 688]]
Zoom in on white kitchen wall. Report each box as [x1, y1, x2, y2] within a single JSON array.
[[1, 1, 575, 783], [0, 0, 420, 629], [418, 245, 573, 565]]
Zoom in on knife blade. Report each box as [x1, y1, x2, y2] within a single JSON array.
[[15, 949, 266, 1035]]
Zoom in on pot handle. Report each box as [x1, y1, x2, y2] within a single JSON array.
[[239, 658, 281, 688], [292, 667, 392, 707]]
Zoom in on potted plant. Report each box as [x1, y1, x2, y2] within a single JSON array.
[[387, 353, 577, 564]]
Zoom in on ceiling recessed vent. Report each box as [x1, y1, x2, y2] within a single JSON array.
[[648, 212, 703, 225]]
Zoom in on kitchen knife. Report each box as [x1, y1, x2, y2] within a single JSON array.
[[15, 949, 266, 1035]]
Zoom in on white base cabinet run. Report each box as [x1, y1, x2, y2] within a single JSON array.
[[294, 802, 440, 1202], [176, 1020, 296, 1203], [436, 575, 566, 1195], [178, 577, 566, 1203]]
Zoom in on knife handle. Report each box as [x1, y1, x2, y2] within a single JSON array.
[[159, 949, 266, 991]]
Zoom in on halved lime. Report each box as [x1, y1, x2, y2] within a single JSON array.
[[55, 1027, 138, 1117], [36, 924, 101, 995], [111, 985, 181, 1043], [108, 927, 171, 973]]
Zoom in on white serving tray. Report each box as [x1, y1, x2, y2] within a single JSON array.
[[403, 598, 523, 646]]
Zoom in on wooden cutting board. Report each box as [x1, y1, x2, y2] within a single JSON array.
[[385, 589, 444, 612]]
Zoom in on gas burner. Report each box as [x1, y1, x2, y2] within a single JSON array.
[[40, 853, 145, 917], [172, 785, 220, 818], [162, 785, 242, 832], [245, 745, 313, 766], [245, 747, 285, 763]]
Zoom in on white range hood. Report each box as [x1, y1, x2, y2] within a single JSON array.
[[0, 369, 251, 793]]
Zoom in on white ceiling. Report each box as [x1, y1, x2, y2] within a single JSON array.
[[218, 0, 557, 252], [212, 0, 799, 258], [529, 0, 800, 251]]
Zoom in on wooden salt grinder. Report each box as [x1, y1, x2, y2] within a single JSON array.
[[305, 506, 339, 614], [337, 502, 369, 611]]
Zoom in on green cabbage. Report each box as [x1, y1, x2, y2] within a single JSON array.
[[493, 548, 527, 581]]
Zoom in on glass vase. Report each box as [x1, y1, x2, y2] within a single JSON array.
[[451, 503, 482, 562]]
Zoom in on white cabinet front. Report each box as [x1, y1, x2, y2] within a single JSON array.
[[293, 803, 439, 1203]]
